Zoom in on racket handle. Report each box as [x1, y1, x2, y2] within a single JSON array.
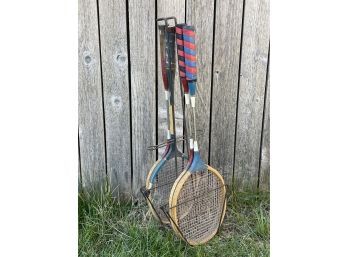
[[188, 82, 196, 96], [165, 27, 176, 72], [176, 24, 190, 106], [175, 24, 189, 90], [183, 25, 197, 106], [183, 25, 197, 82], [158, 25, 169, 91]]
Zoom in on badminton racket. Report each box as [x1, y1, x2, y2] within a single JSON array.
[[145, 18, 186, 224], [169, 25, 227, 245]]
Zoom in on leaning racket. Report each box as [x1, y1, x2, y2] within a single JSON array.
[[169, 25, 227, 245], [145, 18, 186, 224], [166, 23, 197, 236]]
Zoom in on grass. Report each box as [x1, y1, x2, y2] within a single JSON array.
[[78, 186, 270, 257]]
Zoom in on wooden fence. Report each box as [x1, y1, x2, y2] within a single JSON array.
[[78, 0, 270, 197]]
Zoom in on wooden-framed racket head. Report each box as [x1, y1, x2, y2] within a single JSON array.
[[145, 20, 182, 224], [168, 147, 194, 235], [146, 143, 186, 224], [168, 164, 226, 245], [168, 24, 225, 245], [145, 159, 161, 221]]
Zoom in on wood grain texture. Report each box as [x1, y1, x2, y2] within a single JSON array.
[[128, 0, 156, 195], [98, 0, 132, 198], [157, 0, 185, 157], [234, 0, 270, 190], [78, 135, 82, 192], [259, 62, 270, 191], [186, 0, 215, 162], [209, 0, 244, 185], [78, 0, 106, 189]]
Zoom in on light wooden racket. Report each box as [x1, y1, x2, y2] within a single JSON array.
[[168, 25, 226, 245]]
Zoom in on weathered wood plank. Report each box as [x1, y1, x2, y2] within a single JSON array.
[[234, 0, 270, 190], [98, 0, 132, 198], [157, 0, 185, 157], [186, 0, 215, 162], [209, 0, 244, 184], [259, 61, 270, 191], [78, 0, 106, 189], [128, 0, 156, 195], [78, 135, 82, 192]]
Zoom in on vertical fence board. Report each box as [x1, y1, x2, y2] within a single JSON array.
[[234, 0, 270, 190], [259, 63, 270, 191], [98, 0, 132, 197], [78, 0, 106, 189], [78, 157, 81, 192], [186, 0, 215, 162], [128, 0, 156, 195], [78, 136, 82, 192], [157, 0, 185, 157], [209, 0, 244, 184]]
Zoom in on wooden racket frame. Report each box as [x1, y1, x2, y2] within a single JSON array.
[[168, 166, 227, 245], [145, 160, 162, 222], [167, 24, 226, 245], [145, 17, 181, 224]]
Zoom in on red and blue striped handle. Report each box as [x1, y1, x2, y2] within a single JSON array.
[[183, 25, 197, 96], [175, 24, 189, 95]]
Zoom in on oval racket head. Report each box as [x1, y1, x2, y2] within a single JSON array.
[[146, 146, 186, 224], [169, 164, 226, 245], [167, 147, 194, 235]]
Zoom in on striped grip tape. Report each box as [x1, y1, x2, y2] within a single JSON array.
[[183, 26, 197, 81], [175, 24, 189, 94]]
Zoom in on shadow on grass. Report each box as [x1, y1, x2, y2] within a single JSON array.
[[78, 186, 269, 257]]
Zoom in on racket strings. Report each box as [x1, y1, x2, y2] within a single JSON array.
[[150, 156, 187, 222], [174, 170, 225, 243]]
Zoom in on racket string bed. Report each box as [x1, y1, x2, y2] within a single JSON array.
[[141, 17, 188, 225], [142, 156, 188, 223], [162, 169, 227, 245], [177, 186, 225, 243]]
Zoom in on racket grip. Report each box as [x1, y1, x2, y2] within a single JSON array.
[[176, 24, 190, 105], [183, 25, 197, 81], [175, 25, 186, 78], [165, 27, 176, 72], [158, 25, 169, 90]]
